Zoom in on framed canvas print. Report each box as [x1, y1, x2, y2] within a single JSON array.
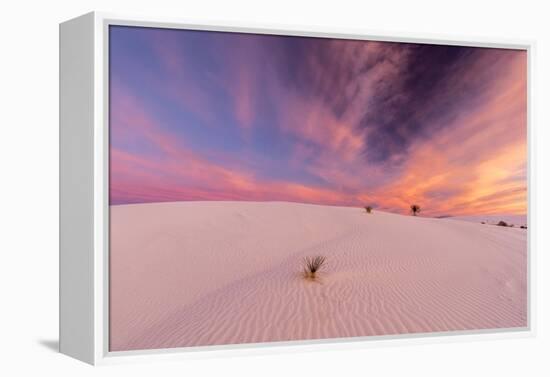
[[59, 12, 534, 365]]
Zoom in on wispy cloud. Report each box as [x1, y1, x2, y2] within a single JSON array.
[[109, 26, 527, 216]]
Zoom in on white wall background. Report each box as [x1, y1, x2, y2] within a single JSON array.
[[0, 0, 548, 375]]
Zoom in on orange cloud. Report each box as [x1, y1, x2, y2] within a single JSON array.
[[110, 38, 527, 217], [358, 52, 527, 216]]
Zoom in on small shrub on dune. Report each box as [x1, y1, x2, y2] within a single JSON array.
[[302, 256, 326, 280], [364, 206, 373, 214], [521, 225, 527, 229], [497, 220, 509, 227], [410, 204, 421, 216]]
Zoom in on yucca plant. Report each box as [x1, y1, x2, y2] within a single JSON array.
[[410, 204, 421, 216], [364, 206, 373, 214], [302, 256, 326, 280]]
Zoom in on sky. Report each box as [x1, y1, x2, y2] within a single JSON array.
[[109, 25, 527, 216]]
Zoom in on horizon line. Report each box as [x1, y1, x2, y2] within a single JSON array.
[[108, 198, 527, 217]]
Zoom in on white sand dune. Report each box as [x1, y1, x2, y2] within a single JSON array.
[[448, 214, 527, 227], [109, 201, 527, 351]]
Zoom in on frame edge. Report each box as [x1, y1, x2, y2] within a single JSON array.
[[59, 11, 97, 365]]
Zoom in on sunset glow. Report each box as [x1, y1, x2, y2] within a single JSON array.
[[109, 26, 527, 217]]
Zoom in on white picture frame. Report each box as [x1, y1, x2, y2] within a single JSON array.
[[59, 11, 536, 365]]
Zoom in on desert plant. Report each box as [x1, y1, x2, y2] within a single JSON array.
[[410, 204, 421, 216], [497, 220, 509, 227], [364, 206, 373, 214], [302, 256, 326, 280], [520, 225, 527, 229]]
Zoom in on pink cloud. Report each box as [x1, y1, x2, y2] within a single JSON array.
[[357, 51, 527, 216], [110, 35, 526, 217], [110, 84, 355, 205]]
